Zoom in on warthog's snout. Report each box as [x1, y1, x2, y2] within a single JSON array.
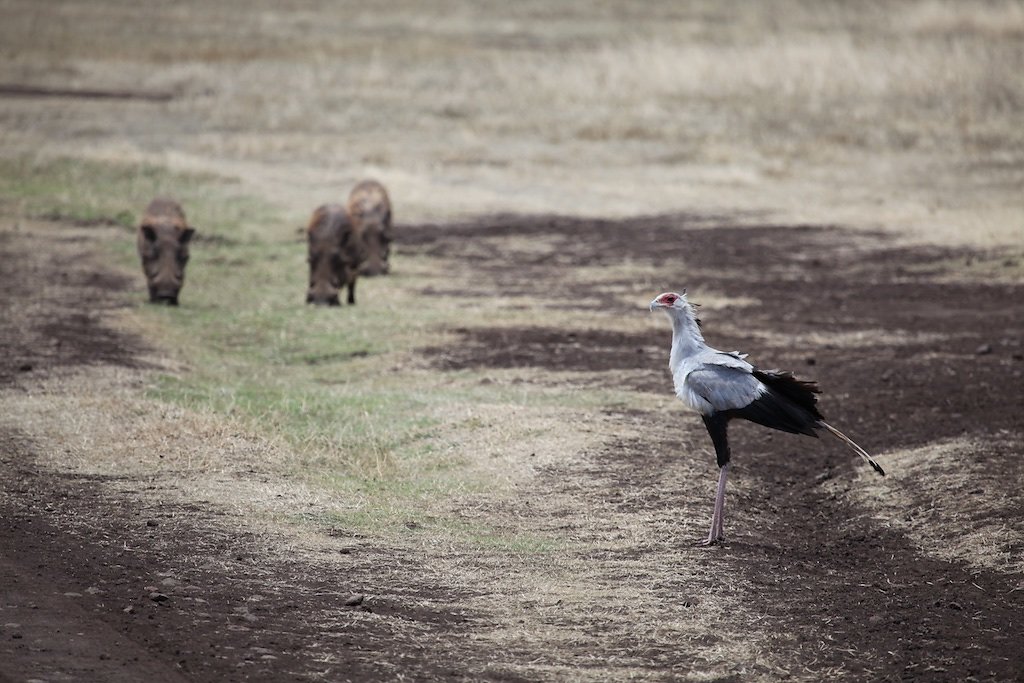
[[360, 258, 389, 277], [306, 290, 341, 306], [149, 287, 180, 306], [145, 272, 184, 306]]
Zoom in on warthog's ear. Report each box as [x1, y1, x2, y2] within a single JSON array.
[[181, 227, 196, 244], [141, 225, 158, 242]]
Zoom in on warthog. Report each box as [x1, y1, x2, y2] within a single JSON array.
[[137, 198, 195, 305], [306, 203, 363, 306], [347, 179, 392, 276]]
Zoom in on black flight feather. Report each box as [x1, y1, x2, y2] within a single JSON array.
[[722, 369, 822, 437]]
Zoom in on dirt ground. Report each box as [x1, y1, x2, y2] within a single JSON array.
[[2, 213, 1022, 681]]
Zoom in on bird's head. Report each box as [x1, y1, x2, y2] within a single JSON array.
[[650, 290, 702, 326], [649, 291, 689, 313]]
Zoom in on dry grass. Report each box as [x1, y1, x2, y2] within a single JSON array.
[[1, 0, 1022, 244], [837, 434, 1024, 576]]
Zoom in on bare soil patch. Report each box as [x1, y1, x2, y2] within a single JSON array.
[[0, 83, 175, 102], [0, 222, 148, 385], [2, 214, 1023, 681], [0, 443, 487, 682]]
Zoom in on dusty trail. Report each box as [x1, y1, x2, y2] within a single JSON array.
[[522, 434, 1024, 680], [410, 214, 1024, 680], [0, 444, 488, 682]]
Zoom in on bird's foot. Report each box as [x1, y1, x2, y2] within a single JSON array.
[[693, 535, 726, 547]]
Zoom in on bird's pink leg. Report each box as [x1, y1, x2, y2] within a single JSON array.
[[697, 464, 728, 546], [713, 467, 726, 540]]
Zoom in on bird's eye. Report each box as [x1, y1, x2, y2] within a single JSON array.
[[664, 295, 676, 304]]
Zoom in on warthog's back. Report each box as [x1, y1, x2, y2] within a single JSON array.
[[143, 197, 187, 227], [307, 203, 351, 241], [347, 180, 391, 224], [347, 180, 392, 277]]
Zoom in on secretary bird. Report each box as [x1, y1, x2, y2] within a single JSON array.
[[649, 290, 885, 546]]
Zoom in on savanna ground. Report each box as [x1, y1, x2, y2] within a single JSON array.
[[1, 1, 1023, 681]]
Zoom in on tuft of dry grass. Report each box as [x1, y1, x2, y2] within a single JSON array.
[[836, 434, 1024, 576]]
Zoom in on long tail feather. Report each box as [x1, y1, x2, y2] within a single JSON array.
[[820, 422, 885, 476]]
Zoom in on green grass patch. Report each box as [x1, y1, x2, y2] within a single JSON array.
[[131, 247, 635, 544], [0, 155, 279, 243], [121, 224, 562, 521]]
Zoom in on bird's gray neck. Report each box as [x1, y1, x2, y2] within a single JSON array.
[[669, 311, 706, 367]]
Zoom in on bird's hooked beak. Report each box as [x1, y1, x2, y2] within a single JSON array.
[[650, 290, 683, 312]]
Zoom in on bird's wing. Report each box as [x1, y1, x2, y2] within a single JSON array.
[[685, 363, 764, 413], [712, 350, 752, 370]]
